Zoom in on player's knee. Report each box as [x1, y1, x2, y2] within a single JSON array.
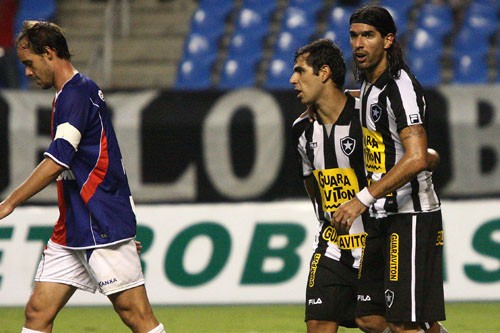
[[24, 301, 54, 330], [355, 316, 387, 333], [306, 319, 337, 333]]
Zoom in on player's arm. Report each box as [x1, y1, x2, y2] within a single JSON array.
[[332, 125, 429, 230], [361, 124, 429, 201], [0, 157, 65, 220]]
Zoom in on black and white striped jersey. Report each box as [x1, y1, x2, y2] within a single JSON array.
[[292, 94, 368, 269], [359, 69, 440, 218]]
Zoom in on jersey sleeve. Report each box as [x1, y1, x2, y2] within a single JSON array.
[[388, 74, 425, 132], [45, 87, 90, 168], [292, 117, 313, 178]]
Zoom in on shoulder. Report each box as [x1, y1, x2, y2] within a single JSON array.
[[291, 116, 312, 140]]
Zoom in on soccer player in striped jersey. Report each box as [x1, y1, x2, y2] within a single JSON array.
[[0, 21, 166, 333], [290, 39, 368, 333], [331, 5, 446, 333]]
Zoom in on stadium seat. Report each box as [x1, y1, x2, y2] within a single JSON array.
[[415, 3, 453, 38], [181, 33, 218, 63], [379, 0, 414, 16], [234, 7, 271, 40], [453, 27, 490, 57], [383, 6, 408, 37], [452, 53, 489, 84], [242, 0, 278, 17], [407, 52, 441, 87], [288, 0, 324, 17], [227, 32, 264, 64], [264, 57, 293, 90], [218, 57, 258, 90], [174, 57, 213, 90], [327, 5, 355, 35], [273, 31, 311, 59], [407, 28, 443, 55], [189, 7, 227, 42], [461, 3, 498, 38], [280, 6, 316, 36], [322, 28, 351, 58], [197, 0, 234, 20]]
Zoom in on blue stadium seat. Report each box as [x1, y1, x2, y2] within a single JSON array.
[[461, 3, 498, 37], [227, 32, 264, 64], [242, 0, 278, 17], [327, 6, 355, 35], [322, 28, 351, 58], [218, 57, 258, 89], [273, 31, 311, 59], [234, 7, 271, 40], [189, 7, 227, 42], [407, 52, 441, 87], [452, 53, 489, 84], [197, 0, 234, 19], [280, 6, 316, 36], [379, 0, 414, 15], [384, 6, 409, 37], [407, 28, 443, 56], [288, 0, 324, 17], [415, 3, 453, 38], [453, 27, 490, 57], [264, 57, 293, 90], [174, 57, 213, 90], [182, 33, 218, 63]]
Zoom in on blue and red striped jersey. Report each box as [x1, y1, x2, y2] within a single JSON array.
[[45, 73, 136, 249]]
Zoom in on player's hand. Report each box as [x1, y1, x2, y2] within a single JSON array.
[[0, 201, 14, 220], [427, 148, 440, 172], [135, 240, 143, 254], [332, 198, 367, 232], [299, 105, 317, 123]]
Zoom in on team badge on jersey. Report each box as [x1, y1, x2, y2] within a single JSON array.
[[370, 104, 382, 122], [385, 289, 395, 308], [340, 136, 356, 156]]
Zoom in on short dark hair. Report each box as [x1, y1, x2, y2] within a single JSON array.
[[16, 20, 72, 60], [350, 5, 409, 80], [294, 38, 346, 89]]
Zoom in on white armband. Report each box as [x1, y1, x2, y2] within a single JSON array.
[[356, 187, 376, 207]]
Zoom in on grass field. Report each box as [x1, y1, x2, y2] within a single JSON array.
[[1, 302, 499, 332]]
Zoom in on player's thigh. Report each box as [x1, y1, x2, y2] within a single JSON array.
[[26, 282, 76, 318]]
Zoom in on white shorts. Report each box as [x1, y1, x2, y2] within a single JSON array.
[[35, 239, 145, 295]]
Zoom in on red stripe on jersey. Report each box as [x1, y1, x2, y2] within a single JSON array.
[[51, 180, 68, 245], [80, 128, 109, 205]]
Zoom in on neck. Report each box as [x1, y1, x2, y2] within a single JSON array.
[[365, 56, 388, 83], [54, 60, 78, 91], [316, 88, 347, 124]]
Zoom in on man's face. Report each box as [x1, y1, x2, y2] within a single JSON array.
[[349, 23, 393, 76], [289, 53, 323, 105], [17, 40, 54, 89]]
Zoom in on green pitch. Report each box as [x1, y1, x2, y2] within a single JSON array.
[[1, 302, 499, 332]]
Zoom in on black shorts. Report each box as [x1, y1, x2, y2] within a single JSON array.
[[356, 211, 445, 323], [305, 254, 358, 328]]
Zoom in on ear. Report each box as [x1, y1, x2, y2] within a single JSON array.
[[44, 46, 55, 60], [319, 65, 331, 83], [384, 33, 395, 50]]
